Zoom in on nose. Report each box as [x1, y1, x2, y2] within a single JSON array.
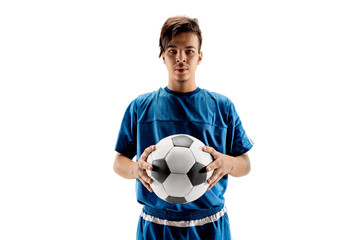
[[176, 51, 186, 62], [176, 57, 186, 63]]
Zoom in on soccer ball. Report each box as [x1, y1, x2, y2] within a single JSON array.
[[146, 134, 214, 204]]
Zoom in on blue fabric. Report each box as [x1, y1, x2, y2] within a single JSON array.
[[115, 87, 253, 212], [143, 205, 224, 221]]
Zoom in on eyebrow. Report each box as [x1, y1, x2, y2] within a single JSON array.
[[167, 45, 197, 49]]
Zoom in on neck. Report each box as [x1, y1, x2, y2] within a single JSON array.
[[167, 80, 197, 93]]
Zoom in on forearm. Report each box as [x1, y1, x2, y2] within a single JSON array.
[[228, 153, 251, 177], [113, 153, 136, 179]]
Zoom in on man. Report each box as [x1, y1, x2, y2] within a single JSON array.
[[113, 16, 253, 240]]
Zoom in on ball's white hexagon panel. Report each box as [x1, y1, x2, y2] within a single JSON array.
[[189, 140, 213, 166], [150, 178, 169, 200], [163, 173, 193, 197], [152, 137, 174, 160], [165, 147, 195, 174], [185, 134, 199, 143], [185, 182, 209, 203]]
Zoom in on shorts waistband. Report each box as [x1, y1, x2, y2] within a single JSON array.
[[142, 205, 225, 222]]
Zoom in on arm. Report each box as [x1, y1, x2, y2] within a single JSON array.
[[202, 146, 251, 190], [113, 145, 156, 192]]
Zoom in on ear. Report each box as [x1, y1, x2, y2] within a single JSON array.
[[197, 51, 203, 65], [162, 52, 166, 64]]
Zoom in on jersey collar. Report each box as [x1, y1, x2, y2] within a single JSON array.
[[165, 86, 201, 96]]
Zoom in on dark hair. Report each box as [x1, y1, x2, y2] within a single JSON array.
[[159, 16, 202, 58]]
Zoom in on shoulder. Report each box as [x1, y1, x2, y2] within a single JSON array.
[[200, 89, 233, 108], [132, 88, 163, 107]]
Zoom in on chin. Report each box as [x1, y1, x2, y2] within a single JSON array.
[[175, 79, 188, 83]]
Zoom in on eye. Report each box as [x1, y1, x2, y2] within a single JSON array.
[[186, 50, 194, 54], [168, 49, 177, 54]]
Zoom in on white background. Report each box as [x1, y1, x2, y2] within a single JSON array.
[[1, 0, 359, 239]]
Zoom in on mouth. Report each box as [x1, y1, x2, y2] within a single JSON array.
[[175, 68, 187, 73]]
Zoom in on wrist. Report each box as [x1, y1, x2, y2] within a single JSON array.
[[227, 155, 236, 175], [129, 161, 137, 179]]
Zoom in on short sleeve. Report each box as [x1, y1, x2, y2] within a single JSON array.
[[226, 100, 254, 156], [115, 100, 137, 159]]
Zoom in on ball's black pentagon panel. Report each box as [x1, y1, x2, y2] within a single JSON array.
[[151, 159, 171, 183], [187, 162, 207, 186], [172, 135, 194, 148], [166, 196, 187, 204]]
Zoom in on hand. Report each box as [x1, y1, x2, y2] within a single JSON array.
[[202, 146, 234, 190], [132, 145, 156, 192]]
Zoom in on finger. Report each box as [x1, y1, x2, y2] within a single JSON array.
[[138, 171, 152, 192], [140, 145, 156, 161], [206, 158, 221, 172], [140, 171, 153, 185], [202, 146, 215, 154], [202, 146, 218, 159], [207, 170, 225, 190], [139, 159, 153, 171], [207, 168, 222, 185], [208, 181, 217, 191], [139, 179, 152, 192]]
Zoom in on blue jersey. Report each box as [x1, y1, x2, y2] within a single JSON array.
[[115, 87, 253, 212]]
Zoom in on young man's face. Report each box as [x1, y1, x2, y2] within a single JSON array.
[[162, 32, 203, 86]]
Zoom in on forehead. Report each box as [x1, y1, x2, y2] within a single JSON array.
[[167, 32, 199, 49]]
